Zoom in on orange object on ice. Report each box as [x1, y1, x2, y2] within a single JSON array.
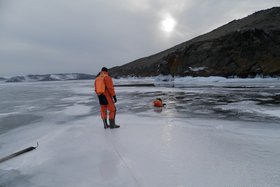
[[153, 98, 164, 107]]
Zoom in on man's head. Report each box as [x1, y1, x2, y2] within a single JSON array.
[[156, 98, 162, 102], [101, 67, 108, 72]]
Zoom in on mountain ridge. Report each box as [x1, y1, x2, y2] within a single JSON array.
[[1, 73, 95, 83], [109, 7, 280, 78]]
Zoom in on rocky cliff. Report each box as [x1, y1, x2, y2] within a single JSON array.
[[110, 7, 280, 78]]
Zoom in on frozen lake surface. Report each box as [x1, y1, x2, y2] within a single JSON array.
[[0, 77, 280, 186]]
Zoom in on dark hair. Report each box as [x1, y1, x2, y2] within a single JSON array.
[[101, 67, 108, 72]]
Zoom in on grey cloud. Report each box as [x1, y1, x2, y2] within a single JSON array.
[[0, 0, 279, 76]]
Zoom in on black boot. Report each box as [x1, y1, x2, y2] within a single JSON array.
[[103, 119, 109, 129], [109, 119, 120, 129]]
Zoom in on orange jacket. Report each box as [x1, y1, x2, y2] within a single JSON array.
[[95, 71, 115, 97], [153, 99, 164, 107]]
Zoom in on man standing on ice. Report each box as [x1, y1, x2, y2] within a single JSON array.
[[94, 67, 120, 129]]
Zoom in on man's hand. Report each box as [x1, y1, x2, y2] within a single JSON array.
[[113, 95, 117, 103]]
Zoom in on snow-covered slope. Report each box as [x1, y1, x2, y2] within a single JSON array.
[[4, 73, 95, 82]]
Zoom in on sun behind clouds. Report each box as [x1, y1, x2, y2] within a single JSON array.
[[160, 14, 176, 33]]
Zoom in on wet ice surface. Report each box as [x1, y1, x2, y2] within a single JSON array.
[[0, 78, 280, 187], [117, 77, 280, 123]]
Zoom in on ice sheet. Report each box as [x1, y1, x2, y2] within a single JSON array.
[[1, 114, 280, 187], [1, 78, 280, 187], [62, 104, 92, 116]]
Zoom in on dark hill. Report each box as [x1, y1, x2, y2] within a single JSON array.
[[110, 7, 280, 78]]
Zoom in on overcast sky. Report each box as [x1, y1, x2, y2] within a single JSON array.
[[0, 0, 279, 76]]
